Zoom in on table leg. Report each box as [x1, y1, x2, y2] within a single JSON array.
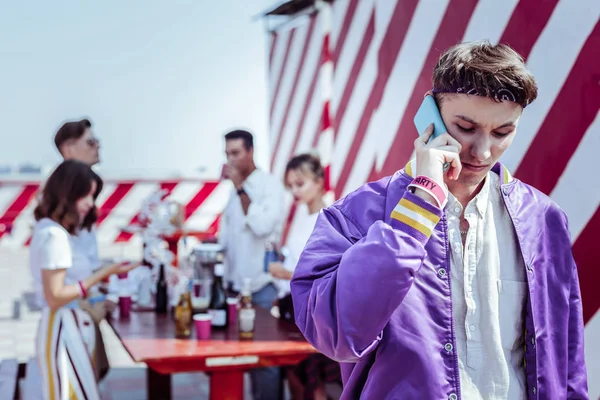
[[209, 370, 244, 400], [147, 368, 172, 400]]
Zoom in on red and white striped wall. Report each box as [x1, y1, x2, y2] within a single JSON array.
[[0, 178, 231, 248], [266, 0, 599, 396]]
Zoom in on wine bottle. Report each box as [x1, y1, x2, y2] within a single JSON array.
[[208, 263, 228, 329], [155, 264, 168, 314]]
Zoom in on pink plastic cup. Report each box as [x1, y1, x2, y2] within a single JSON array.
[[119, 296, 132, 319], [227, 298, 239, 324], [193, 314, 212, 340]]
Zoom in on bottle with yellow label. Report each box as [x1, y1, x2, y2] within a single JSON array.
[[175, 292, 193, 338]]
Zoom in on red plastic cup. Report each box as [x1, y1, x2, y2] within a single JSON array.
[[119, 296, 132, 319], [194, 314, 212, 340], [227, 298, 239, 324]]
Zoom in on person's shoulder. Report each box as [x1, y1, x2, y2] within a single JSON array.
[[34, 218, 68, 237], [329, 172, 407, 235], [510, 178, 572, 248], [31, 218, 71, 248], [513, 180, 567, 218], [256, 168, 284, 190]]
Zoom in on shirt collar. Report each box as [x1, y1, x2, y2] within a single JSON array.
[[445, 172, 491, 218]]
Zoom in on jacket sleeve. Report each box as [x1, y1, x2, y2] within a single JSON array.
[[567, 258, 589, 398], [290, 191, 442, 363]]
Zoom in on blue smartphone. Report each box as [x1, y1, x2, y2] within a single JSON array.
[[413, 95, 448, 139]]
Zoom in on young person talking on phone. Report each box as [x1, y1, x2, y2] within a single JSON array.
[[290, 41, 588, 399]]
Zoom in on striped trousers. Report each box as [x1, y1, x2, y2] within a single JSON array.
[[35, 307, 100, 400]]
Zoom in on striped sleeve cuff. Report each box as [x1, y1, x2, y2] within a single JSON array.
[[390, 191, 442, 240]]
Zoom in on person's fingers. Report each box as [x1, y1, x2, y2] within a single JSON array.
[[414, 123, 434, 149], [441, 151, 462, 180], [436, 145, 460, 154], [427, 132, 461, 153]]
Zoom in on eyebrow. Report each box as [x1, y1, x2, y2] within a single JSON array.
[[455, 114, 516, 129]]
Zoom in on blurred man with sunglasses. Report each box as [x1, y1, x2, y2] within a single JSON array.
[[54, 118, 100, 166]]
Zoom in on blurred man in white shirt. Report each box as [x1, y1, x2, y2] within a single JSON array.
[[220, 129, 285, 306], [219, 129, 285, 400]]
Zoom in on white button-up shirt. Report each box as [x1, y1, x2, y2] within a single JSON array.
[[446, 172, 527, 399], [219, 168, 285, 293]]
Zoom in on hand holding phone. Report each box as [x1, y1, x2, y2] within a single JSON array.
[[413, 95, 458, 174], [411, 96, 462, 188]]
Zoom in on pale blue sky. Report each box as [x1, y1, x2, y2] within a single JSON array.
[[0, 0, 281, 178]]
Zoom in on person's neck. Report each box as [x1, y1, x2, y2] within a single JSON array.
[[446, 179, 486, 209], [241, 163, 257, 181], [307, 196, 325, 215]]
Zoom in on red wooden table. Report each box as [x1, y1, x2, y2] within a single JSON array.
[[108, 307, 317, 400]]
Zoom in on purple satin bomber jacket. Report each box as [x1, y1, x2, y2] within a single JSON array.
[[290, 160, 589, 399]]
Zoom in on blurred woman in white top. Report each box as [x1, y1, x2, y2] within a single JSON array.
[[268, 153, 340, 400], [30, 160, 139, 400], [268, 153, 325, 300]]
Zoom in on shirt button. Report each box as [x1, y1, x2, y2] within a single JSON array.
[[469, 325, 475, 332], [531, 336, 535, 345], [449, 394, 458, 400], [454, 247, 460, 254], [437, 268, 447, 277], [532, 387, 536, 394], [444, 343, 453, 352], [453, 206, 461, 213]]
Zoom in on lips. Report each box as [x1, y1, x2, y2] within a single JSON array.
[[461, 162, 488, 172]]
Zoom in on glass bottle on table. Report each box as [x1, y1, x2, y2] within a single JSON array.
[[238, 278, 256, 340], [175, 292, 193, 338], [155, 263, 168, 314], [207, 263, 228, 329], [240, 278, 253, 309]]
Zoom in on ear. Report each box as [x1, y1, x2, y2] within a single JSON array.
[[316, 175, 325, 189], [424, 90, 433, 98], [60, 144, 72, 159]]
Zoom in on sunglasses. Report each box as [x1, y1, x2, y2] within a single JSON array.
[[86, 137, 100, 147]]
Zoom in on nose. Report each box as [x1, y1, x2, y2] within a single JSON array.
[[470, 134, 492, 161]]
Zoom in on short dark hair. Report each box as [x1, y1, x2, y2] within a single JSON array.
[[54, 118, 92, 152], [224, 129, 253, 150], [34, 160, 102, 234], [284, 153, 324, 186], [433, 40, 538, 108]]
